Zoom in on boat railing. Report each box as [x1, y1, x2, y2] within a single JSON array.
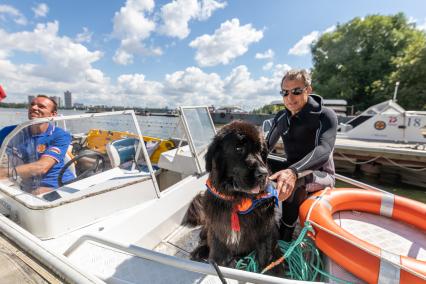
[[63, 234, 307, 284], [335, 173, 389, 194], [0, 214, 104, 284]]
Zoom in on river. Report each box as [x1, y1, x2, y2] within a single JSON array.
[[1, 107, 425, 203]]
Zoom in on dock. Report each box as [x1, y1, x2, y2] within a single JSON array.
[[0, 233, 61, 283], [334, 138, 426, 187]]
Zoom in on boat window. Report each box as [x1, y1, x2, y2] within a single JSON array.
[[180, 107, 216, 172]]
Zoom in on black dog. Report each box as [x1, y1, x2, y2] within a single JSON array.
[[184, 120, 282, 273]]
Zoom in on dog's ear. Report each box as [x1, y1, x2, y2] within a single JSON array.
[[205, 136, 221, 173]]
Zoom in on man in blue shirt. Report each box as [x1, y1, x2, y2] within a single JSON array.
[[0, 95, 74, 195]]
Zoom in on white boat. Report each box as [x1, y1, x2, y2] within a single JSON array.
[[338, 100, 426, 143], [0, 107, 424, 283]]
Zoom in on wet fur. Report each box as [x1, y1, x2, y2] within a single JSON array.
[[184, 120, 282, 273]]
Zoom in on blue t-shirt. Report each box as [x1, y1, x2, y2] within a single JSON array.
[[7, 124, 74, 189], [0, 125, 17, 147]]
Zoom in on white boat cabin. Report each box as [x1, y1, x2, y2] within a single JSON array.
[[338, 100, 426, 143]]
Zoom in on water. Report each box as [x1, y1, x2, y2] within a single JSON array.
[[1, 108, 424, 203], [336, 174, 426, 203]]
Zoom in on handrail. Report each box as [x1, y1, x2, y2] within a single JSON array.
[[64, 234, 305, 284], [0, 214, 104, 284], [335, 173, 388, 193]]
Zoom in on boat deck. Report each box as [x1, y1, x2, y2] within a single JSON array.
[[0, 233, 61, 284], [154, 225, 201, 259], [335, 137, 426, 164]]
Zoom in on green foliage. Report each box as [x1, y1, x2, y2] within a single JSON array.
[[252, 104, 285, 114], [0, 102, 28, 109], [311, 13, 426, 111]]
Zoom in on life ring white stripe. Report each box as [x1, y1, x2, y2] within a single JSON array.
[[380, 193, 395, 217], [378, 249, 400, 284]]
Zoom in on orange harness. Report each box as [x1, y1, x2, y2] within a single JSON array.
[[205, 178, 278, 231]]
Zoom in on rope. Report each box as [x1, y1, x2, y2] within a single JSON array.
[[337, 152, 381, 165], [382, 156, 426, 172], [336, 152, 426, 171], [235, 219, 352, 283]]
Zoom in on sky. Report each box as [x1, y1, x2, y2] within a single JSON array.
[[0, 0, 426, 110]]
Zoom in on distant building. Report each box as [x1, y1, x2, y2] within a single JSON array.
[[49, 96, 61, 108], [64, 91, 72, 108], [28, 95, 35, 104], [74, 103, 84, 109]]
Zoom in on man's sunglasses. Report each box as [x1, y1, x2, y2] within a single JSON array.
[[280, 87, 306, 97]]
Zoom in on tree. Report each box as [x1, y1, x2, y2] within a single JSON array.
[[311, 13, 426, 111], [252, 104, 285, 114]]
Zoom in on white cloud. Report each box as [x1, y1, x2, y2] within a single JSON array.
[[272, 63, 292, 80], [75, 27, 93, 43], [0, 4, 27, 25], [32, 3, 49, 18], [113, 50, 134, 65], [189, 18, 263, 67], [112, 0, 158, 65], [164, 66, 225, 106], [197, 0, 227, 20], [262, 62, 273, 71], [0, 15, 292, 110], [0, 21, 108, 105], [117, 73, 166, 106], [255, 49, 274, 60], [323, 25, 336, 34], [289, 31, 320, 56], [415, 18, 426, 31], [159, 0, 226, 39]]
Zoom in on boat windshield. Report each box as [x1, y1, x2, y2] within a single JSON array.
[[0, 111, 164, 195], [0, 107, 215, 196], [180, 107, 216, 173]]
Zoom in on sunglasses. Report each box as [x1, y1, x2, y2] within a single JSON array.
[[280, 87, 306, 97]]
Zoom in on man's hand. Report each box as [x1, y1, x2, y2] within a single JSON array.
[[269, 169, 297, 201]]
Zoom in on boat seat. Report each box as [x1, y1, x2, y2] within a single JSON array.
[[106, 138, 160, 169]]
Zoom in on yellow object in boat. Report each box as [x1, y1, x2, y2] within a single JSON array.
[[85, 129, 174, 163]]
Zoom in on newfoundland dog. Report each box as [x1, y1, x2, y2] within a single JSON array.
[[184, 120, 282, 273]]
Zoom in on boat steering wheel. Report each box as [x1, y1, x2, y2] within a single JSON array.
[[58, 150, 106, 187]]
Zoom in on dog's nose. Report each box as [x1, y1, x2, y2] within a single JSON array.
[[255, 166, 268, 179]]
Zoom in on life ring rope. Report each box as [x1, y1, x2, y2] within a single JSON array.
[[303, 189, 426, 281]]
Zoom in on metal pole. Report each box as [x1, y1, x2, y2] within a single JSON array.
[[64, 234, 299, 284], [335, 173, 389, 193], [393, 81, 400, 102]]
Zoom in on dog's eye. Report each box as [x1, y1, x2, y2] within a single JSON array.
[[236, 146, 244, 153]]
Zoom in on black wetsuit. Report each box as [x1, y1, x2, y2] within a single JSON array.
[[266, 95, 337, 240]]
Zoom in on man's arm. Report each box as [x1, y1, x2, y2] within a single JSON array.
[[0, 156, 56, 179], [288, 108, 337, 175], [269, 109, 337, 201], [15, 156, 57, 179]]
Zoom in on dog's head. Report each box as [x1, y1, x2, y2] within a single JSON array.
[[205, 120, 269, 195]]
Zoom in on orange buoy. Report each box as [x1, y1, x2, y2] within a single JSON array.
[[299, 188, 426, 284]]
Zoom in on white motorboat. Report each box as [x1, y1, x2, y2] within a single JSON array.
[[0, 107, 424, 283], [337, 100, 426, 143]]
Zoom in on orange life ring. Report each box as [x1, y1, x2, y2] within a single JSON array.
[[299, 188, 426, 284]]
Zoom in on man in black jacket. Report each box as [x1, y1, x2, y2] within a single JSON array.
[[266, 69, 337, 241]]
